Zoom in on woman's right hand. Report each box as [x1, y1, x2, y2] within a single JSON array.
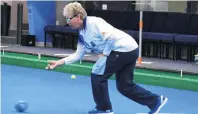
[[45, 60, 58, 70]]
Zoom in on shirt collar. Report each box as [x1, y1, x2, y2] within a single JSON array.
[[83, 17, 87, 29]]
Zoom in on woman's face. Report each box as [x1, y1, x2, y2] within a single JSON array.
[[66, 15, 82, 29]]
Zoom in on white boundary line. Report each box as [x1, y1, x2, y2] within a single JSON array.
[[136, 113, 185, 114], [0, 46, 10, 48], [136, 61, 154, 64]]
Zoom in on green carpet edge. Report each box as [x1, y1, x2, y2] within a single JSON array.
[[1, 54, 198, 92]]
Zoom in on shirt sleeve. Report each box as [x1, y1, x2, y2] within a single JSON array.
[[63, 39, 86, 64], [94, 18, 116, 56]]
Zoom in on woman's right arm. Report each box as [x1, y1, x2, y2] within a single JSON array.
[[46, 40, 86, 69]]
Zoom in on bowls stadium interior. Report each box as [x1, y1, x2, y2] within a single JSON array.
[[1, 1, 198, 114]]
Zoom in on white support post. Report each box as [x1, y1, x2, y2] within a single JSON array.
[[38, 53, 41, 59], [138, 10, 143, 65], [3, 49, 5, 55]]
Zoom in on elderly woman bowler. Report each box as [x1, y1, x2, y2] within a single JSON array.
[[46, 2, 168, 114]]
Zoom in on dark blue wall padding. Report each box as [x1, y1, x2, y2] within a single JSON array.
[[163, 12, 179, 33], [173, 13, 192, 34], [150, 12, 168, 33], [142, 11, 155, 32], [125, 11, 139, 31], [188, 14, 198, 35]]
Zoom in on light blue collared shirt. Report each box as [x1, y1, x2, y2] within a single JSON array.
[[64, 16, 138, 75]]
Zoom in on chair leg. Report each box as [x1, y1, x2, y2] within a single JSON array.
[[144, 41, 147, 57], [162, 42, 164, 59], [60, 35, 63, 49], [153, 43, 155, 57], [155, 42, 158, 58], [192, 46, 196, 62], [62, 35, 66, 49], [187, 44, 190, 62], [146, 41, 150, 58], [168, 43, 170, 59], [157, 41, 161, 58], [159, 41, 162, 58], [175, 43, 178, 61], [189, 44, 192, 62], [153, 42, 156, 57], [142, 41, 145, 57], [150, 43, 155, 57], [189, 44, 194, 62], [173, 42, 175, 60], [177, 44, 181, 61], [156, 42, 158, 58], [52, 34, 55, 47], [148, 41, 151, 58], [165, 43, 168, 59], [145, 41, 148, 57]]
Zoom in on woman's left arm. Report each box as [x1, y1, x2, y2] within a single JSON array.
[[94, 18, 116, 56], [102, 35, 116, 56]]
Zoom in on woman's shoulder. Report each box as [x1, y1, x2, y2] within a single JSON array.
[[87, 16, 105, 24]]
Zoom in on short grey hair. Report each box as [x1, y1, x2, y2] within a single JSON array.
[[63, 2, 87, 19]]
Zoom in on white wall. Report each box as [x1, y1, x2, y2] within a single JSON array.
[[135, 0, 168, 12], [56, 1, 70, 25], [135, 0, 188, 12], [3, 1, 70, 30], [168, 1, 187, 13]]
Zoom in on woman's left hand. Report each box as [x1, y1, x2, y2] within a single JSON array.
[[46, 60, 58, 70]]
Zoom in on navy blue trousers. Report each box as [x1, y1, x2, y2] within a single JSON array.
[[91, 48, 159, 111]]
